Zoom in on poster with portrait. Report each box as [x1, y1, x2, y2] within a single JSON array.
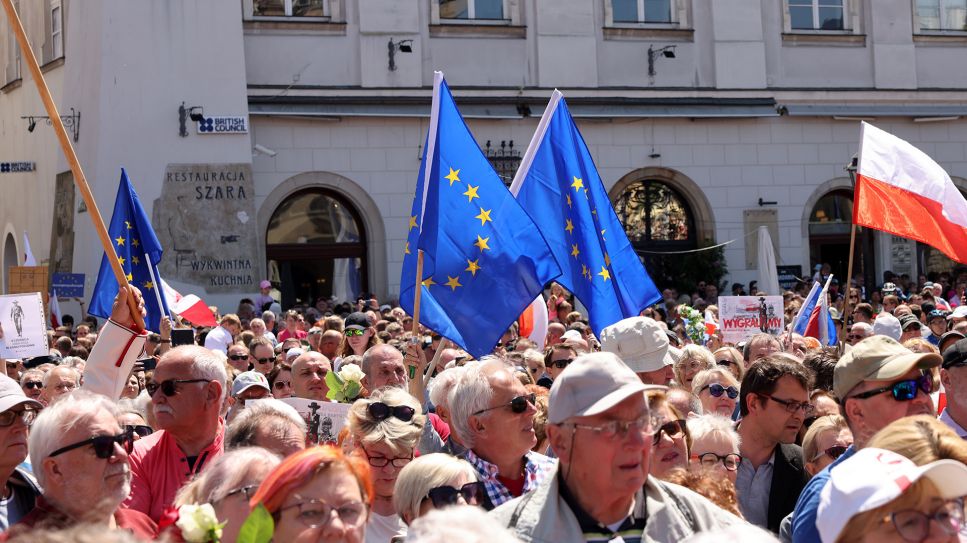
[[718, 296, 784, 344], [250, 397, 350, 446], [0, 293, 49, 359]]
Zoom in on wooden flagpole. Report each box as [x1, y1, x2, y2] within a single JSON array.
[[840, 224, 858, 342], [410, 251, 424, 337], [1, 0, 143, 329]]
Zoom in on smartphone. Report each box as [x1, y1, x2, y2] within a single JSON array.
[[138, 357, 157, 372], [171, 328, 194, 347]]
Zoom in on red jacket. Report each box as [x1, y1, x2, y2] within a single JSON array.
[[121, 421, 225, 522], [3, 496, 156, 540]]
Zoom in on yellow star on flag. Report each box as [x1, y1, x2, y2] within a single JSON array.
[[422, 277, 436, 288], [408, 216, 418, 231], [566, 194, 572, 208], [132, 256, 140, 266], [115, 236, 125, 247], [571, 177, 584, 191], [571, 244, 580, 259], [143, 281, 155, 290], [445, 168, 461, 186], [465, 259, 481, 276], [597, 266, 611, 281], [124, 221, 133, 230], [117, 255, 126, 266], [600, 229, 606, 241], [404, 242, 411, 255], [132, 239, 140, 248], [125, 273, 133, 282], [445, 275, 462, 291], [474, 235, 491, 252], [463, 185, 480, 203], [565, 219, 574, 235], [475, 208, 493, 226]]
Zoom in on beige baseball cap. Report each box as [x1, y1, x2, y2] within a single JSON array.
[[548, 352, 665, 424], [598, 317, 675, 373], [833, 335, 941, 399]]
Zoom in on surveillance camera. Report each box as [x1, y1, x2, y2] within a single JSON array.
[[254, 144, 277, 157]]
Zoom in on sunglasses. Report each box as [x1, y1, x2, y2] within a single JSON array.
[[48, 428, 134, 459], [715, 360, 735, 368], [425, 482, 485, 508], [146, 378, 210, 397], [702, 383, 738, 399], [652, 419, 687, 446], [851, 374, 933, 402], [125, 424, 154, 438], [549, 358, 574, 369], [0, 408, 35, 427], [473, 393, 537, 415], [812, 445, 850, 462], [367, 402, 416, 422], [273, 380, 291, 390], [255, 357, 274, 365], [344, 329, 366, 337], [22, 381, 42, 390], [228, 354, 249, 361]]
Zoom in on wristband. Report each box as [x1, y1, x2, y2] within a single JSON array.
[[159, 339, 171, 343]]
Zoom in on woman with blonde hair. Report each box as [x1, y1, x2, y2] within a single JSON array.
[[691, 367, 740, 417], [392, 453, 481, 525], [867, 414, 967, 465], [673, 345, 715, 390], [712, 346, 744, 382], [801, 415, 852, 477]]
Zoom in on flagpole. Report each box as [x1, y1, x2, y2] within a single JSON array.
[[410, 251, 424, 337], [144, 254, 172, 326], [0, 0, 143, 330], [840, 224, 858, 341]]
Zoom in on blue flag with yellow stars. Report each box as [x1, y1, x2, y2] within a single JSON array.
[[511, 91, 661, 337], [400, 73, 562, 358], [89, 169, 171, 332]]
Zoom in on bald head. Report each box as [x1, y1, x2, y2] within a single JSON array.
[[361, 344, 407, 391], [546, 323, 566, 346], [290, 352, 332, 400], [319, 329, 342, 359]]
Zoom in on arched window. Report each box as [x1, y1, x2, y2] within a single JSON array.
[[614, 179, 695, 250], [266, 189, 367, 308]]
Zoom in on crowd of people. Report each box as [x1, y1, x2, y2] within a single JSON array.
[[0, 268, 965, 543]]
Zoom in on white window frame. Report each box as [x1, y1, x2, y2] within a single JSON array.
[[51, 0, 63, 60], [244, 0, 338, 21], [782, 0, 860, 33], [604, 0, 689, 29], [913, 0, 967, 32], [431, 0, 520, 25]]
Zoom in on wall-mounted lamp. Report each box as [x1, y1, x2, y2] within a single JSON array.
[[647, 45, 676, 77], [757, 197, 777, 207], [20, 108, 81, 142], [178, 102, 205, 137], [388, 38, 414, 71]]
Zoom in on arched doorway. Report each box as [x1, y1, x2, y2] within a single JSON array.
[[2, 233, 16, 293], [807, 189, 874, 287], [265, 189, 368, 309]]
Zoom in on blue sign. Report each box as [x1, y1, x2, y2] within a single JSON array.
[[51, 273, 85, 297]]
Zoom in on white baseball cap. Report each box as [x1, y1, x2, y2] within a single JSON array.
[[0, 375, 42, 412], [599, 317, 675, 373], [817, 447, 967, 543], [872, 312, 902, 341], [231, 371, 271, 397], [548, 352, 665, 424]]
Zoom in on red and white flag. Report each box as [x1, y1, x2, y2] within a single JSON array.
[[160, 279, 216, 327], [518, 295, 549, 350], [856, 122, 967, 262], [49, 288, 62, 328]]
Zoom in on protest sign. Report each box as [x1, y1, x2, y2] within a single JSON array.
[[0, 293, 50, 359], [250, 397, 350, 445], [718, 295, 784, 344]]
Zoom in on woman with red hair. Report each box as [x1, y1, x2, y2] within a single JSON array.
[[250, 445, 373, 542]]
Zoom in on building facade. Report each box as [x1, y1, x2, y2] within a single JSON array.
[[2, 0, 967, 315]]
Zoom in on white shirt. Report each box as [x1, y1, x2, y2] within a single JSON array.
[[940, 408, 967, 438], [365, 512, 406, 543], [203, 325, 234, 353]]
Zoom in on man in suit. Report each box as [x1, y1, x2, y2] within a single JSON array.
[[736, 355, 813, 533]]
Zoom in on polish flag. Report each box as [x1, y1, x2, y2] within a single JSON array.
[[704, 309, 717, 337], [22, 232, 36, 266], [793, 276, 837, 346], [49, 289, 62, 328], [161, 280, 216, 327], [518, 295, 549, 350], [856, 122, 967, 263]]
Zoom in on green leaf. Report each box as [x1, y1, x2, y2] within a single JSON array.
[[344, 381, 361, 401], [325, 370, 343, 400], [236, 503, 274, 543]]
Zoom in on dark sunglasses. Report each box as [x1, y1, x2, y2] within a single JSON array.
[[474, 393, 537, 415], [549, 358, 574, 369], [228, 354, 249, 361], [850, 374, 933, 402], [146, 378, 210, 397], [22, 381, 42, 390], [367, 402, 416, 422], [652, 419, 687, 446], [345, 329, 366, 337], [273, 380, 291, 390], [125, 424, 154, 438], [255, 357, 274, 365], [702, 383, 738, 399], [48, 428, 134, 459], [715, 360, 735, 368], [426, 481, 485, 508], [813, 445, 849, 462]]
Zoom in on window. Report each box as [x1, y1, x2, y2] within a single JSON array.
[[4, 0, 20, 84], [51, 3, 63, 59], [614, 180, 694, 246], [612, 0, 672, 23], [917, 0, 967, 30], [789, 0, 844, 30], [439, 0, 504, 20], [252, 0, 328, 18]]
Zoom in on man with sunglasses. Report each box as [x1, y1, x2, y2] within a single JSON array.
[[543, 344, 577, 384], [226, 344, 251, 373], [939, 338, 967, 438], [18, 370, 43, 401], [8, 390, 155, 538], [0, 375, 41, 531], [492, 352, 738, 541], [791, 335, 941, 543]]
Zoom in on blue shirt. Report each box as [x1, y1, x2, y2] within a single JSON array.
[[791, 445, 856, 543]]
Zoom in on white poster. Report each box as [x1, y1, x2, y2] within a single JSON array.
[[252, 397, 351, 446], [718, 296, 784, 344], [0, 293, 49, 359]]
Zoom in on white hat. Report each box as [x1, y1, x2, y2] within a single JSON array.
[[599, 317, 674, 373], [948, 306, 967, 320], [872, 312, 902, 341], [0, 375, 42, 412], [285, 347, 304, 361], [231, 371, 271, 397], [548, 352, 664, 424], [817, 447, 967, 543], [561, 330, 582, 342]]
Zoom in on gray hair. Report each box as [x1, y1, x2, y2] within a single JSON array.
[[447, 358, 509, 448], [404, 505, 523, 543], [174, 447, 281, 507], [428, 367, 465, 410], [29, 390, 120, 488], [225, 399, 307, 449], [393, 454, 477, 524], [116, 398, 148, 422], [164, 346, 229, 403], [60, 356, 86, 370], [20, 369, 43, 386], [686, 413, 741, 451], [348, 387, 424, 456], [691, 367, 740, 395], [261, 310, 276, 322], [361, 344, 400, 377], [42, 366, 80, 387]]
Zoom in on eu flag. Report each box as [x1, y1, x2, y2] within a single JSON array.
[[511, 91, 661, 336], [89, 169, 171, 332], [400, 73, 562, 358]]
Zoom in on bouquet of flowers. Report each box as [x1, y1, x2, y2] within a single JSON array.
[[159, 503, 225, 543], [325, 363, 365, 403], [678, 305, 705, 345]]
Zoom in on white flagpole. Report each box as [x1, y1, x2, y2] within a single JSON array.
[[143, 253, 173, 323]]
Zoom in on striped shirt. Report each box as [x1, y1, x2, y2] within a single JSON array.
[[463, 448, 556, 509], [559, 474, 646, 542]]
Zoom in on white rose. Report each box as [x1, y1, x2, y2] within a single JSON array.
[[338, 363, 365, 383], [177, 503, 223, 542]]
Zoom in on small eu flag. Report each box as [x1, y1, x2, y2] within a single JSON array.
[[511, 91, 662, 336], [400, 73, 562, 358], [88, 169, 171, 332]]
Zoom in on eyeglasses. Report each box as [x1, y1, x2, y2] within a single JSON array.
[[0, 408, 35, 427], [692, 452, 742, 471], [48, 428, 134, 459], [701, 383, 738, 399], [279, 497, 367, 529], [344, 329, 366, 337], [221, 484, 258, 502], [228, 354, 249, 361], [549, 358, 573, 369], [255, 357, 274, 365], [763, 395, 815, 414], [363, 448, 412, 469], [273, 380, 291, 390], [652, 418, 687, 445], [568, 414, 656, 441], [425, 481, 485, 508], [851, 374, 933, 402], [146, 378, 210, 397], [367, 402, 416, 422], [847, 333, 866, 341], [53, 382, 77, 393], [715, 360, 735, 368], [811, 445, 849, 462], [473, 393, 536, 416], [22, 381, 42, 390], [882, 499, 964, 542], [125, 424, 154, 438]]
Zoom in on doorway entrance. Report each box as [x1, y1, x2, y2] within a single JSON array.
[[808, 189, 874, 288]]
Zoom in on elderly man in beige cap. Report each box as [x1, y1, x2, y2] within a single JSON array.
[[790, 335, 941, 543], [491, 352, 738, 542], [598, 317, 677, 385]]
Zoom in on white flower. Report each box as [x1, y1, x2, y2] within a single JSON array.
[[176, 503, 223, 543], [338, 363, 365, 384]]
